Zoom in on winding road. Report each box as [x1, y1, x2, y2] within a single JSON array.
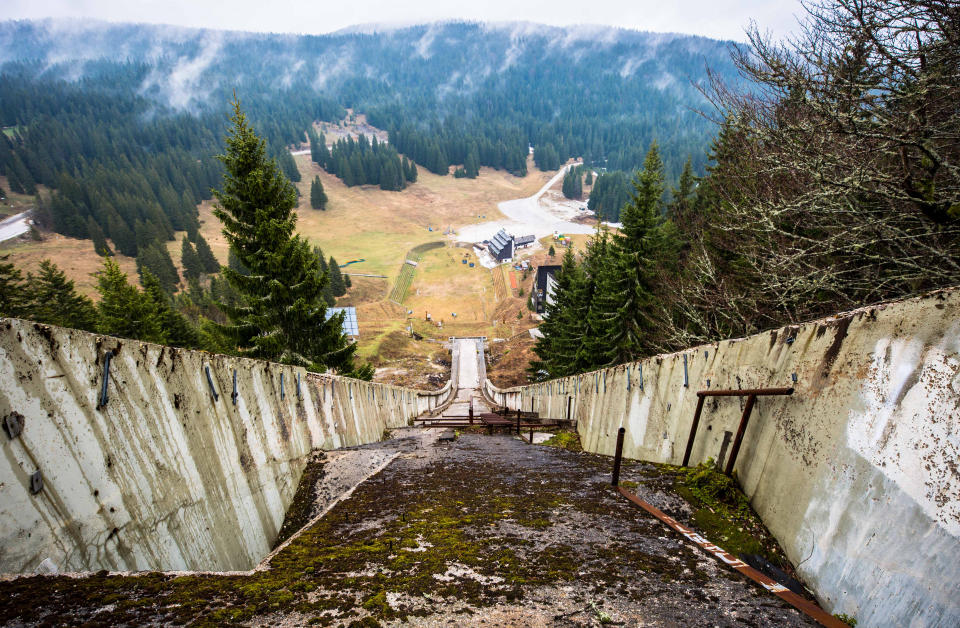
[[456, 164, 599, 243], [0, 211, 31, 243]]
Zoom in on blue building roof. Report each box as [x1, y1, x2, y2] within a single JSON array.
[[325, 307, 359, 336]]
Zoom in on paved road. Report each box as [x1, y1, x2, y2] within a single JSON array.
[[457, 164, 599, 243], [0, 211, 31, 242]]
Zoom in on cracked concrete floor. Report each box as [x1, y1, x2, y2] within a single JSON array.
[[0, 428, 816, 627]]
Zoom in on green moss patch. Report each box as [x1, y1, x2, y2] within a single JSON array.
[[673, 460, 791, 569], [541, 430, 582, 452]]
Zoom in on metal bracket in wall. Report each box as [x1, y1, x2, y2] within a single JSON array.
[[296, 373, 301, 399], [683, 354, 689, 388], [280, 372, 285, 400], [98, 350, 114, 409], [682, 387, 794, 474], [205, 366, 219, 402], [29, 470, 43, 494], [231, 369, 238, 405], [2, 411, 24, 439]]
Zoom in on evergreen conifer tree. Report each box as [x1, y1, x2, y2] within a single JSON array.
[[87, 217, 113, 256], [464, 145, 480, 178], [314, 247, 336, 306], [136, 241, 180, 294], [212, 101, 356, 372], [181, 236, 202, 280], [29, 260, 98, 331], [328, 256, 346, 296], [142, 270, 200, 348], [195, 234, 221, 273], [529, 247, 589, 378], [580, 227, 622, 368], [310, 175, 328, 209], [96, 257, 165, 342], [668, 157, 696, 220], [601, 143, 667, 363], [0, 254, 29, 318]]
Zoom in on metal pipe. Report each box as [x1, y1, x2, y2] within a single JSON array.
[[682, 395, 707, 466], [205, 365, 219, 401], [683, 354, 688, 387], [231, 369, 238, 405], [612, 427, 625, 486], [280, 372, 285, 400], [98, 350, 114, 409], [725, 394, 757, 476], [697, 387, 793, 397]]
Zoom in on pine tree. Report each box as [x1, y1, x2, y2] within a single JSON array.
[[310, 175, 328, 209], [195, 234, 220, 273], [601, 143, 667, 363], [212, 101, 357, 371], [529, 246, 589, 378], [585, 169, 593, 185], [29, 260, 98, 331], [136, 241, 180, 294], [142, 270, 200, 348], [87, 217, 113, 256], [96, 257, 165, 342], [328, 256, 346, 297], [0, 254, 30, 318], [181, 236, 203, 280], [668, 157, 696, 220], [580, 227, 621, 368], [464, 145, 480, 178], [314, 247, 336, 306]]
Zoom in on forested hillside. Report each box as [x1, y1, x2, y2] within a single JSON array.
[[532, 0, 960, 379]]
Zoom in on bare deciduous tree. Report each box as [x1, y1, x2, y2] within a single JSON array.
[[662, 0, 960, 347]]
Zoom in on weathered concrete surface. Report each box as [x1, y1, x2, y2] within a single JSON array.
[[0, 429, 817, 626], [0, 318, 450, 575], [486, 288, 960, 627]]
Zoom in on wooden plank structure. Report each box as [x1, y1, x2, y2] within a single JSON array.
[[414, 399, 568, 433]]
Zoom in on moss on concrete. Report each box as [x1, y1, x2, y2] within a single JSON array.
[[0, 436, 809, 626], [541, 429, 582, 452]]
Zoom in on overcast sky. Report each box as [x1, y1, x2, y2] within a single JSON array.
[[1, 0, 807, 42]]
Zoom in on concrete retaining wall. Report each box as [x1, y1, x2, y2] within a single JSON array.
[[0, 318, 448, 575], [487, 289, 960, 627]]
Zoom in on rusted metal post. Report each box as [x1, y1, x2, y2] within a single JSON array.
[[612, 427, 626, 486], [682, 395, 707, 466], [516, 408, 521, 435], [469, 398, 474, 425], [529, 428, 533, 443], [725, 394, 757, 476]]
